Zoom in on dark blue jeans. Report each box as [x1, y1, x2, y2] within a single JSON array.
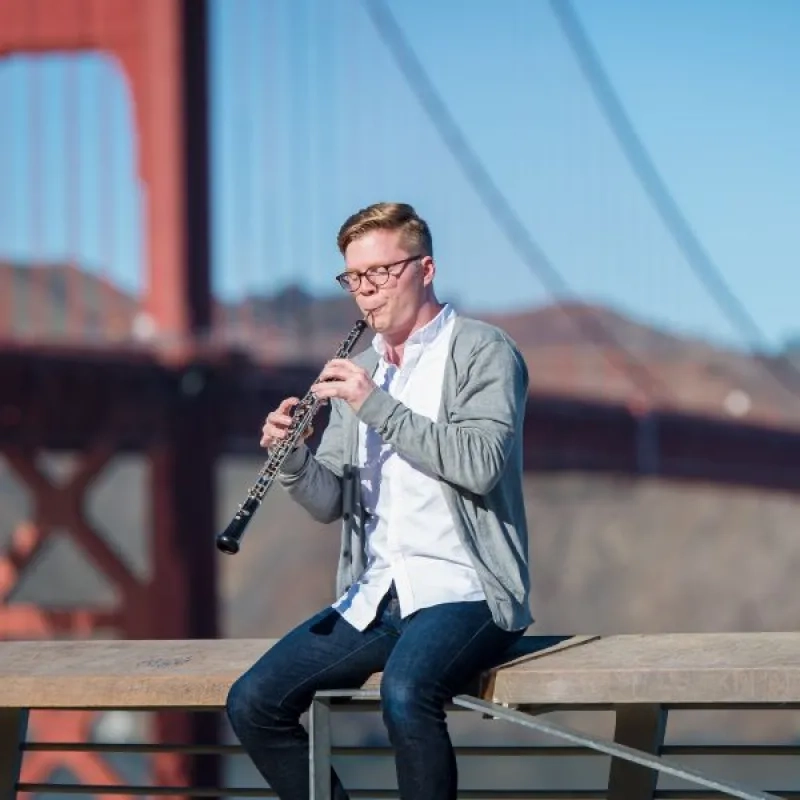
[[226, 585, 524, 800]]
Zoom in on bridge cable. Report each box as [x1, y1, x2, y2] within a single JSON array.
[[550, 0, 800, 408], [361, 0, 672, 405]]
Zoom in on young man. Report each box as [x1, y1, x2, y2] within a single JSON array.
[[226, 202, 532, 800]]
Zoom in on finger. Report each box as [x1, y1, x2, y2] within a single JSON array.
[[326, 358, 355, 369], [324, 360, 366, 382], [267, 412, 294, 427], [265, 422, 290, 438], [260, 428, 287, 448], [318, 362, 352, 381], [277, 396, 300, 413], [310, 382, 339, 398]]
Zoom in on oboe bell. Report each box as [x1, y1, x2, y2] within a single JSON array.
[[215, 319, 368, 555], [215, 495, 260, 554]]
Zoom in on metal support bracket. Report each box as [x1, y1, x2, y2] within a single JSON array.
[[452, 695, 781, 800], [608, 704, 668, 800], [309, 696, 332, 800], [312, 687, 779, 800]]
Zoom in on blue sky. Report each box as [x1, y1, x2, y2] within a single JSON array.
[[0, 0, 798, 351]]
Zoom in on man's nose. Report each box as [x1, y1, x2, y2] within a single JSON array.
[[357, 279, 378, 296]]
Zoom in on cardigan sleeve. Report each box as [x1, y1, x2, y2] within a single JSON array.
[[277, 398, 346, 523], [355, 334, 528, 496]]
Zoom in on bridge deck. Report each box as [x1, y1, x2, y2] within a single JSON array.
[[3, 345, 800, 491]]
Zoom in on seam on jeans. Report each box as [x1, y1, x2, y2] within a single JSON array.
[[438, 618, 495, 681], [276, 628, 394, 708]]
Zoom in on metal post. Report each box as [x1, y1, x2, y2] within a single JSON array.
[[309, 696, 332, 800], [0, 709, 28, 800], [608, 704, 668, 800]]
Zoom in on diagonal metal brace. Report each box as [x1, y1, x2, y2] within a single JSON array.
[[452, 695, 783, 800]]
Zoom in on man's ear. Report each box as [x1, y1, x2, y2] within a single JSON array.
[[421, 256, 436, 287]]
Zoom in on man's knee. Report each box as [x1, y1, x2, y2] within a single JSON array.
[[225, 665, 283, 736], [380, 673, 444, 732], [225, 672, 257, 733]]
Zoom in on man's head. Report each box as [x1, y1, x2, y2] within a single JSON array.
[[335, 202, 439, 343]]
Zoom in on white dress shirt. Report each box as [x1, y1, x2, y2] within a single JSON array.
[[332, 304, 486, 630]]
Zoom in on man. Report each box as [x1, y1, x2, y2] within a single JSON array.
[[226, 202, 532, 800]]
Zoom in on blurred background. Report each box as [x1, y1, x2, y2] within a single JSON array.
[[1, 0, 799, 797]]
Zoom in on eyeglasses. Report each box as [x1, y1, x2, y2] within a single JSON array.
[[335, 255, 422, 293]]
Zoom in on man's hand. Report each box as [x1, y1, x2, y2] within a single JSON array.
[[260, 396, 313, 449], [311, 359, 375, 413]]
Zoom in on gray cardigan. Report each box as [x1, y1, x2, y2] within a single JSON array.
[[278, 316, 533, 632]]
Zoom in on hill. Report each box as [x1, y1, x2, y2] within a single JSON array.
[[3, 261, 800, 426]]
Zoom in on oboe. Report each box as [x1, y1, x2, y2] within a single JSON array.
[[216, 318, 369, 555]]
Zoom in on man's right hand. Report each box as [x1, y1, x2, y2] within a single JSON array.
[[260, 396, 313, 450]]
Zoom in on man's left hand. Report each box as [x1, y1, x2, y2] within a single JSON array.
[[311, 359, 375, 413]]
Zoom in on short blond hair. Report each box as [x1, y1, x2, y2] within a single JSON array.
[[337, 202, 433, 257]]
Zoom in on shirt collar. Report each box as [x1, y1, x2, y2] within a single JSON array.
[[371, 303, 456, 359]]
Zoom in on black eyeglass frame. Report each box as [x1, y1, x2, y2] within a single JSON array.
[[335, 255, 423, 293]]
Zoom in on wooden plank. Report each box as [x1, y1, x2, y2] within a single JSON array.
[[3, 633, 800, 709], [490, 632, 800, 705], [479, 635, 600, 702], [0, 639, 279, 708]]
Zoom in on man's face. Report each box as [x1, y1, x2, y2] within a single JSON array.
[[342, 229, 434, 337]]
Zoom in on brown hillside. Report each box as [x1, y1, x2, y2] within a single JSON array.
[[3, 262, 800, 427]]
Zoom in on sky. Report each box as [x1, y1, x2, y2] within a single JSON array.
[[0, 0, 798, 352]]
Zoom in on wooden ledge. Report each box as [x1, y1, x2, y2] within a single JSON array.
[[2, 633, 800, 710]]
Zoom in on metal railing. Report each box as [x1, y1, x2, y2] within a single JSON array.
[[13, 696, 800, 800]]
